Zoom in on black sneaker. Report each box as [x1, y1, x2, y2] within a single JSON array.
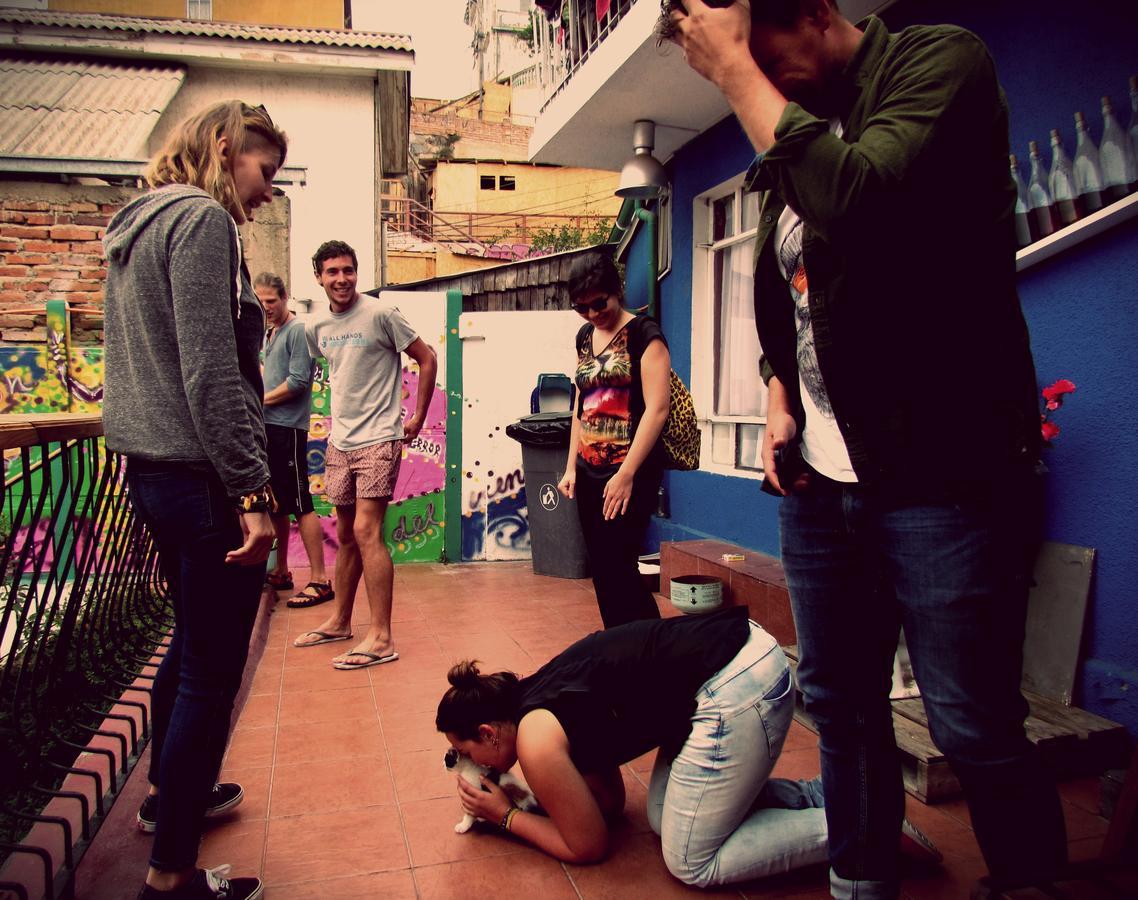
[[137, 865, 263, 899], [137, 783, 245, 833]]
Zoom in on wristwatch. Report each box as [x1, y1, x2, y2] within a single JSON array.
[[234, 484, 277, 515]]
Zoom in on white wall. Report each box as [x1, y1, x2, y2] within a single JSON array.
[[151, 67, 378, 298]]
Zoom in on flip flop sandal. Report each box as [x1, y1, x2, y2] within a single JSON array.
[[293, 630, 353, 648], [266, 571, 294, 590], [286, 581, 336, 609], [333, 650, 400, 670]]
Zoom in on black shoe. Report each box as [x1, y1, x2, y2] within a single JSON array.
[[137, 783, 245, 833], [137, 865, 263, 899]]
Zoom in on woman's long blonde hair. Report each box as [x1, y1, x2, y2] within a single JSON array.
[[145, 101, 288, 220]]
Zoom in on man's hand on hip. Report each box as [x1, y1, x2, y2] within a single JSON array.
[[402, 412, 425, 442]]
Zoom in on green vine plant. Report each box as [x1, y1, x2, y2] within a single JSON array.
[[529, 219, 614, 253]]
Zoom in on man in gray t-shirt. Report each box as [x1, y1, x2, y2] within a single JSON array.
[[256, 272, 333, 609], [293, 240, 438, 670]]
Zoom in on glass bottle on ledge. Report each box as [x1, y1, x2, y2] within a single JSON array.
[[1100, 96, 1136, 204], [1128, 75, 1138, 191], [1073, 111, 1104, 213], [1048, 129, 1083, 226], [1028, 140, 1058, 238], [1010, 154, 1037, 248]]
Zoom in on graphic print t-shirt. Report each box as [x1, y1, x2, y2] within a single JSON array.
[[774, 118, 857, 483], [574, 315, 666, 473], [305, 298, 418, 451]]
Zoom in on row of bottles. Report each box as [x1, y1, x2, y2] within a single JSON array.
[[1011, 76, 1138, 249]]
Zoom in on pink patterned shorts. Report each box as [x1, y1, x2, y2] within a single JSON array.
[[324, 440, 402, 506]]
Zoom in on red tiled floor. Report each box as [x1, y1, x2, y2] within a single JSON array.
[[263, 805, 409, 885], [414, 853, 581, 898], [71, 561, 1124, 899]]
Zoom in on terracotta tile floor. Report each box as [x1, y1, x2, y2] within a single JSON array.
[[78, 561, 1111, 898]]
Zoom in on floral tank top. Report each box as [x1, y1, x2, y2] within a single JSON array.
[[574, 315, 666, 472]]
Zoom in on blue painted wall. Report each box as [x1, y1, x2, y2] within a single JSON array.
[[633, 0, 1138, 735]]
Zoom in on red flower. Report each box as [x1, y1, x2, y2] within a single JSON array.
[[1042, 379, 1077, 410], [1041, 420, 1060, 442]]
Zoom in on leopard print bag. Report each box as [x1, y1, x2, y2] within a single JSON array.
[[662, 369, 701, 470]]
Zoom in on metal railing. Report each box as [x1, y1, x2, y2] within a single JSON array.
[[0, 415, 169, 900], [378, 193, 613, 248], [537, 0, 638, 112]]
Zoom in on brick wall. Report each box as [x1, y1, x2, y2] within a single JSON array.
[[0, 181, 140, 346], [411, 111, 532, 150]]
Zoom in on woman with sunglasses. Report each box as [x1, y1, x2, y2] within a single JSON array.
[[103, 100, 287, 900], [557, 251, 669, 628]]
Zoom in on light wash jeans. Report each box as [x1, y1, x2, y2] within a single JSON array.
[[646, 621, 829, 887]]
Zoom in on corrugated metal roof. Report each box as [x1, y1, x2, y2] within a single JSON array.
[[0, 57, 185, 158], [0, 8, 413, 53]]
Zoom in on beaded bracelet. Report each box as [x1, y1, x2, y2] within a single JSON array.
[[499, 806, 519, 832]]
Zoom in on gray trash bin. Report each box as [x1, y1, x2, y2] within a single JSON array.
[[506, 411, 589, 579]]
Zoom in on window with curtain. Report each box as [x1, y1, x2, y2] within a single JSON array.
[[692, 176, 768, 476], [186, 0, 212, 20]]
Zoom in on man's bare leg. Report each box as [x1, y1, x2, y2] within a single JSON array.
[[332, 497, 395, 665], [269, 514, 291, 579], [292, 504, 360, 646], [297, 510, 329, 583]]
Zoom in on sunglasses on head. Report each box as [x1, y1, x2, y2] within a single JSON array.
[[572, 296, 610, 315], [245, 102, 275, 126]]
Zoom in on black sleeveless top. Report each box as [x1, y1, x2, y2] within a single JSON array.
[[517, 606, 750, 772]]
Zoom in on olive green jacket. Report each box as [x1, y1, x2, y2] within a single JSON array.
[[746, 17, 1039, 492]]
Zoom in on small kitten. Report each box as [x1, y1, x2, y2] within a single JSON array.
[[443, 747, 541, 833]]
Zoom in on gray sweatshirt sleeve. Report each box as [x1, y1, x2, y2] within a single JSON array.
[[168, 204, 268, 496]]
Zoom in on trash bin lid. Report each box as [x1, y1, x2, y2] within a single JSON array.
[[505, 411, 574, 446]]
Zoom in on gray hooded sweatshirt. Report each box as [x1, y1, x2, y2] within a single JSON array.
[[102, 184, 269, 499]]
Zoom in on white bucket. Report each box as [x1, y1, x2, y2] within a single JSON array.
[[669, 574, 724, 614]]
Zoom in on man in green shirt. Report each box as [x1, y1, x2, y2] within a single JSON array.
[[669, 1, 1065, 895]]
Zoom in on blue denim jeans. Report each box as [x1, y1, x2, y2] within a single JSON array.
[[646, 621, 829, 887], [779, 469, 1066, 898], [128, 461, 265, 871]]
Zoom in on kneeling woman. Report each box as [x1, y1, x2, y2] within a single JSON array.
[[435, 606, 828, 887]]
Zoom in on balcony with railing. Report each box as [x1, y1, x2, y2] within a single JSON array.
[[526, 0, 897, 171], [0, 415, 164, 899]]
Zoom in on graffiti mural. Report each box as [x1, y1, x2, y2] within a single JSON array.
[[457, 309, 580, 562], [296, 292, 450, 565], [0, 301, 104, 414]]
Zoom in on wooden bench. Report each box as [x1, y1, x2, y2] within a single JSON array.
[[660, 538, 1132, 804], [659, 539, 796, 647]]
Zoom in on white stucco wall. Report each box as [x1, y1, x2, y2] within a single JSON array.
[[150, 67, 378, 300]]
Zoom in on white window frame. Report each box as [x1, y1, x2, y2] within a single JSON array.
[[186, 0, 212, 20], [691, 171, 768, 480]]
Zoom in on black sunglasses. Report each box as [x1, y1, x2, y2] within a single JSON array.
[[245, 102, 276, 126], [572, 296, 610, 315]]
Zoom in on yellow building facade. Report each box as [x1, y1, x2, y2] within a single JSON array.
[[431, 160, 620, 245], [48, 0, 344, 29]]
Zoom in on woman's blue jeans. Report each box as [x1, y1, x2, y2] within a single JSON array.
[[128, 461, 265, 871], [646, 621, 829, 887], [779, 469, 1067, 898]]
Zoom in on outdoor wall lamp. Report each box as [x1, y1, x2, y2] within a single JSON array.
[[616, 120, 669, 199]]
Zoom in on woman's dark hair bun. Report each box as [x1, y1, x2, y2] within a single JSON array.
[[447, 660, 482, 687], [436, 661, 522, 740]]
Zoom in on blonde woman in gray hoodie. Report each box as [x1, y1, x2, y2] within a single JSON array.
[[103, 100, 287, 900]]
